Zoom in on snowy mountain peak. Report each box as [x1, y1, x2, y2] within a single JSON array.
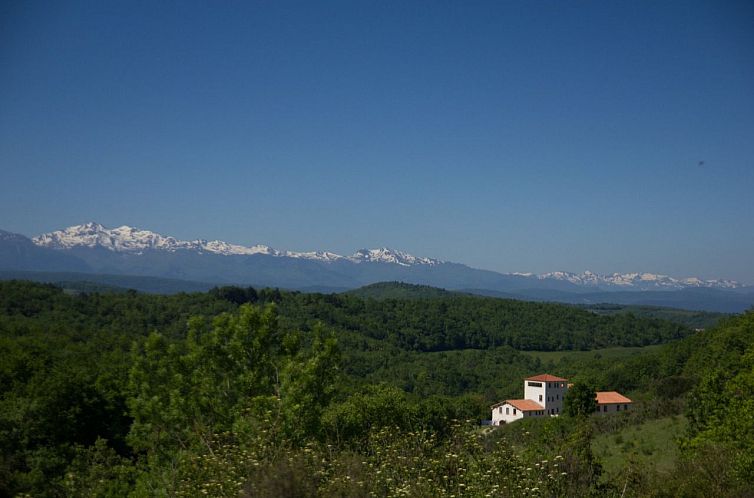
[[201, 240, 278, 256], [33, 223, 289, 256], [349, 247, 442, 266], [31, 223, 439, 266], [285, 250, 345, 262], [34, 223, 199, 253], [534, 270, 740, 290]]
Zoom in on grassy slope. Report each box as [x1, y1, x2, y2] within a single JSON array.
[[593, 415, 688, 477], [521, 345, 665, 365]]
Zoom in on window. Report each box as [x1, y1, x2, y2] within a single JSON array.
[[603, 405, 607, 412], [528, 382, 542, 388], [556, 407, 559, 413], [513, 409, 517, 415], [498, 407, 502, 414], [556, 394, 559, 400], [617, 405, 620, 411], [539, 394, 542, 402], [506, 407, 509, 415], [625, 404, 628, 410]]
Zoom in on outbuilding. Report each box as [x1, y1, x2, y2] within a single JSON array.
[[595, 391, 632, 414]]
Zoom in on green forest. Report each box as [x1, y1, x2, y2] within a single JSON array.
[[1, 280, 752, 497]]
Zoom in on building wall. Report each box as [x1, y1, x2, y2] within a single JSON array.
[[524, 380, 568, 416], [491, 403, 524, 425], [595, 403, 631, 415], [491, 403, 551, 424]]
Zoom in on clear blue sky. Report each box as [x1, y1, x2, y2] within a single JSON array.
[[2, 1, 753, 282]]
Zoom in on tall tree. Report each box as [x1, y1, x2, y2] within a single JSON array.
[[563, 382, 597, 418]]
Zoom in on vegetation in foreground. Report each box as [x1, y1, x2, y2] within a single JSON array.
[[0, 281, 751, 496], [592, 415, 688, 477]]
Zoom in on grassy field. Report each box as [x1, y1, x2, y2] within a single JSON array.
[[593, 415, 687, 478], [521, 344, 666, 364]]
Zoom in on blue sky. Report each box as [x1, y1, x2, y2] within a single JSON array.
[[1, 1, 753, 282]]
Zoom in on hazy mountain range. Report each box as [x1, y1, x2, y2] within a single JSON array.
[[1, 222, 752, 312]]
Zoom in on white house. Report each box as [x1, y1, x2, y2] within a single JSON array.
[[491, 374, 632, 424], [491, 398, 546, 424]]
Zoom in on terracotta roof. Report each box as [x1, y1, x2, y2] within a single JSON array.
[[505, 399, 545, 411], [525, 374, 568, 382], [596, 391, 632, 404]]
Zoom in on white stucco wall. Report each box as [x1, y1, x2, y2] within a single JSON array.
[[524, 380, 568, 416], [524, 381, 545, 406], [491, 403, 524, 425]]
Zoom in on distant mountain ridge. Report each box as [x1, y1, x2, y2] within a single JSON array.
[[33, 222, 442, 266], [535, 270, 740, 291], [1, 223, 752, 312], [30, 222, 742, 290]]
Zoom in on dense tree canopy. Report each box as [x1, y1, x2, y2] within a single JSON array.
[[276, 289, 692, 351], [0, 280, 751, 496]]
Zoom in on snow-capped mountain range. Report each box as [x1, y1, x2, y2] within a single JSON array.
[[32, 222, 443, 267], [29, 222, 741, 290], [535, 270, 740, 291]]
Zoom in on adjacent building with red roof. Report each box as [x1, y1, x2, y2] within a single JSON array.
[[595, 391, 632, 414]]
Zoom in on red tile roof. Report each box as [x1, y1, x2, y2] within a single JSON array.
[[525, 374, 568, 382], [596, 391, 632, 404], [505, 399, 545, 411]]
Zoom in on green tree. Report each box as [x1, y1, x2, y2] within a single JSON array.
[[563, 382, 597, 418], [280, 323, 340, 441], [126, 303, 283, 458], [685, 328, 754, 480]]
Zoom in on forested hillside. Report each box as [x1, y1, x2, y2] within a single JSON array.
[[581, 303, 726, 330], [279, 288, 691, 351], [0, 280, 751, 496]]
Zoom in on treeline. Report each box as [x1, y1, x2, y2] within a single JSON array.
[[0, 280, 692, 352]]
